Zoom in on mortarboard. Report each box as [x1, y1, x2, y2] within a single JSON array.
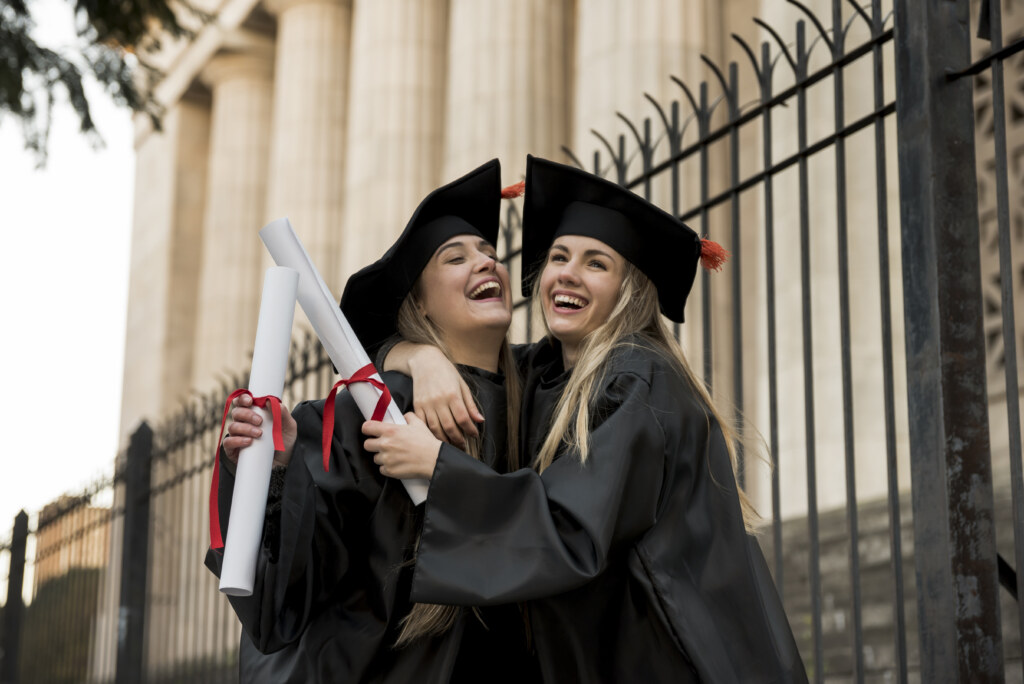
[[521, 154, 725, 323], [341, 158, 502, 355]]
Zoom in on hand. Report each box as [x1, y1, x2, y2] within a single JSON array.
[[362, 413, 443, 480], [399, 345, 485, 449], [222, 393, 298, 468]]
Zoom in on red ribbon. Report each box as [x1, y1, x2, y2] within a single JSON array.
[[323, 363, 391, 472], [209, 389, 286, 550]]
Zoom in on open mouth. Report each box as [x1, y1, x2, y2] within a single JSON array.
[[553, 293, 588, 311], [469, 280, 502, 300]]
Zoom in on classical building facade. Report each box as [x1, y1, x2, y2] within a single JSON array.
[[103, 0, 1023, 676], [117, 0, 1024, 519], [118, 0, 761, 426]]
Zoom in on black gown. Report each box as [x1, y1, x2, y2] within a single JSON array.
[[410, 338, 808, 683], [204, 368, 537, 683]]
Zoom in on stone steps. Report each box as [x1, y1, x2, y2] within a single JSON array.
[[756, 487, 1024, 680]]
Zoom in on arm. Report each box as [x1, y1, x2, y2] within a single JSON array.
[[205, 397, 380, 652], [407, 372, 666, 606], [382, 341, 484, 448]]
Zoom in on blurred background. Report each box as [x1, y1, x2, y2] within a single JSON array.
[[1, 0, 1022, 682]]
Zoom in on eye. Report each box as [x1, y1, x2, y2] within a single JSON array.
[[588, 259, 607, 270], [549, 253, 568, 263], [446, 255, 466, 264]]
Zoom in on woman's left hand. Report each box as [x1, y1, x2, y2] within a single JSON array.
[[362, 413, 443, 480]]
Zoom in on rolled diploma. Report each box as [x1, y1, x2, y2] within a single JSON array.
[[259, 218, 429, 504], [219, 266, 299, 596]]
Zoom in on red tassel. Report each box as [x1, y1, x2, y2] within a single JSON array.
[[500, 181, 525, 199], [699, 238, 729, 272]]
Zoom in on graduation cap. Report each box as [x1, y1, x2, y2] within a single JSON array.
[[521, 155, 726, 323], [340, 159, 503, 356]]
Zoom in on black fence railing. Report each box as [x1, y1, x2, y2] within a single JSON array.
[[1, 0, 1023, 682], [964, 0, 1024, 679]]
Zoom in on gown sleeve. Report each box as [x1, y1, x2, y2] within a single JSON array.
[[410, 370, 666, 606], [204, 395, 384, 653]]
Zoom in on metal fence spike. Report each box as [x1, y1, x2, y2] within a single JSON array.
[[786, 0, 834, 51], [669, 75, 701, 115], [700, 55, 732, 100], [753, 18, 797, 73], [643, 93, 675, 144], [559, 146, 586, 170], [732, 34, 763, 83], [844, 0, 871, 29]]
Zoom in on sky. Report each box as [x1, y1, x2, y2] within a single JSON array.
[[0, 0, 134, 550]]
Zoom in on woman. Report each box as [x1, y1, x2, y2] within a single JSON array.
[[205, 159, 537, 682], [365, 155, 807, 682]]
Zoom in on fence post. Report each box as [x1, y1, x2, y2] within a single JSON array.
[[893, 0, 1004, 681], [115, 422, 153, 684], [0, 511, 28, 684]]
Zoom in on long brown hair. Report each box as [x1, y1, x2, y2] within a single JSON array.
[[392, 285, 522, 646], [532, 260, 760, 531]]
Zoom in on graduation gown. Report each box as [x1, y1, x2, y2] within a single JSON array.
[[205, 368, 536, 683], [411, 339, 807, 683]]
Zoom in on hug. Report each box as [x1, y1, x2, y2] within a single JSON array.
[[207, 155, 806, 683]]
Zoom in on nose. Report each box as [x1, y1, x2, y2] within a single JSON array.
[[556, 259, 581, 285], [473, 253, 497, 273]]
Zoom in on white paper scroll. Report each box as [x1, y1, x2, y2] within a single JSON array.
[[259, 218, 430, 505], [220, 266, 299, 596]]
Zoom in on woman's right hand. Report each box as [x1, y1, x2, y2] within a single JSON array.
[[384, 343, 485, 449], [222, 393, 298, 468]]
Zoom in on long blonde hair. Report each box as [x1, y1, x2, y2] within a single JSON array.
[[392, 285, 522, 647], [533, 260, 760, 531]]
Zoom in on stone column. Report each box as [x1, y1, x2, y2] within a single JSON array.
[[190, 37, 275, 394], [443, 0, 572, 186], [118, 95, 212, 435], [443, 0, 572, 343], [264, 0, 352, 289], [573, 0, 713, 158], [338, 0, 448, 282]]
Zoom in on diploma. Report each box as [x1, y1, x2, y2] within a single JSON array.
[[219, 266, 299, 596], [259, 218, 430, 505]]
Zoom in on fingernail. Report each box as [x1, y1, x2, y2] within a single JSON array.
[[255, 429, 262, 437]]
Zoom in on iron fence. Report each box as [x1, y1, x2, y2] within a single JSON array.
[[1, 0, 1023, 682]]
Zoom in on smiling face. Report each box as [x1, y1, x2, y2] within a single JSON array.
[[414, 234, 512, 368], [539, 234, 627, 366]]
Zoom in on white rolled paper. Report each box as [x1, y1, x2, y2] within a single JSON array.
[[219, 266, 299, 597], [259, 217, 430, 504]]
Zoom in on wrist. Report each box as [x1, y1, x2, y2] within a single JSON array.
[[272, 448, 292, 468]]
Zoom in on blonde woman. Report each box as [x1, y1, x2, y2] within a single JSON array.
[[366, 155, 806, 683], [205, 160, 538, 683]]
